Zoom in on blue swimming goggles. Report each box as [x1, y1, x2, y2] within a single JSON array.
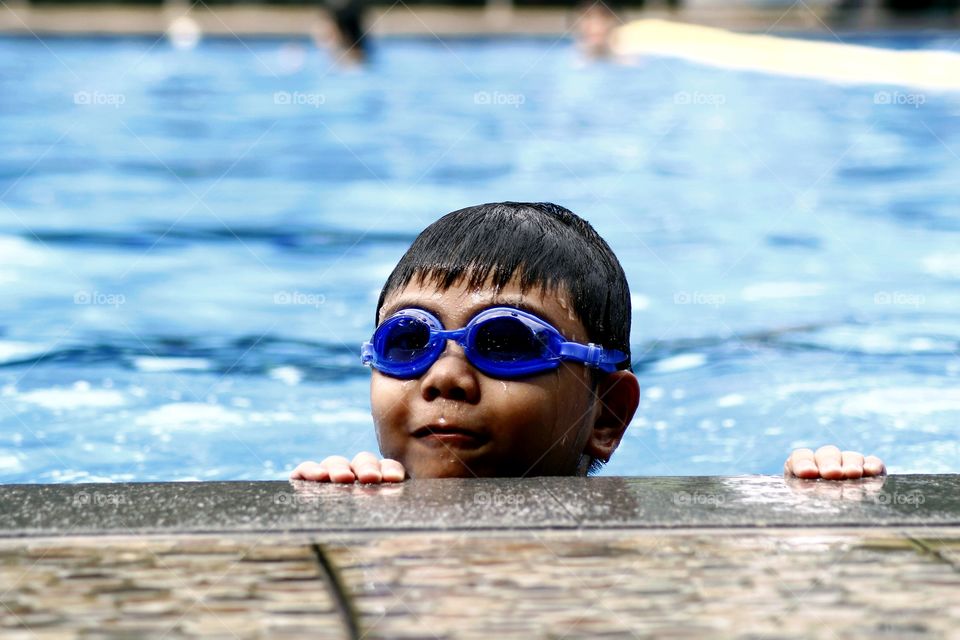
[[361, 306, 627, 380]]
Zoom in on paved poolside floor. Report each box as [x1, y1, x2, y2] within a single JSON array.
[[1, 476, 959, 639]]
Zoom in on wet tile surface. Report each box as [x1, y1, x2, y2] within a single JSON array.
[[2, 475, 959, 536], [0, 478, 577, 536], [2, 475, 959, 638], [0, 537, 344, 639], [1, 528, 958, 639], [326, 528, 960, 640], [546, 474, 960, 528]]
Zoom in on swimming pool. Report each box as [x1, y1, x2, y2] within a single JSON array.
[[1, 33, 958, 482]]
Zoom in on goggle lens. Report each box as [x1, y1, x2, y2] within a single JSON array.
[[381, 317, 432, 364], [473, 316, 545, 364]]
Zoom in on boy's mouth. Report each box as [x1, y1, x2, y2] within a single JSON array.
[[412, 424, 489, 449]]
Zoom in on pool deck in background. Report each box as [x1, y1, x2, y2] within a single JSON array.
[[1, 3, 959, 37], [1, 476, 959, 639]]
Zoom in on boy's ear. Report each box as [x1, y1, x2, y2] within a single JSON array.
[[583, 371, 640, 463]]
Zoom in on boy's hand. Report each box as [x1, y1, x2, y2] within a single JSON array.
[[784, 445, 885, 480], [290, 452, 406, 484]]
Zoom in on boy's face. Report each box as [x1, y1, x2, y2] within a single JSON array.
[[370, 277, 604, 479]]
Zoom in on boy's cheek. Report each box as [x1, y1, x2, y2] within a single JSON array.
[[370, 374, 409, 416], [370, 374, 427, 464]]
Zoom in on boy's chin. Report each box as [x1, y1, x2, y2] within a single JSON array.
[[405, 458, 489, 479], [404, 454, 528, 479], [402, 455, 560, 479]]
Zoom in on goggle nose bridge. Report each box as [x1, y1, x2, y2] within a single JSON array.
[[429, 326, 471, 357]]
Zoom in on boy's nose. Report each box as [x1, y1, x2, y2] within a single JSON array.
[[420, 341, 480, 403]]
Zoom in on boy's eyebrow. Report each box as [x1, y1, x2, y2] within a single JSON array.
[[379, 295, 553, 325], [485, 297, 552, 319]]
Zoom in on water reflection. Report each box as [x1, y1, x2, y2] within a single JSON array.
[[783, 475, 887, 502]]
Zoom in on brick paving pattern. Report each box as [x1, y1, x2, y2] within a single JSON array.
[[1, 529, 958, 639]]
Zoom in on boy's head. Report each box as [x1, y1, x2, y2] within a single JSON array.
[[369, 202, 639, 478]]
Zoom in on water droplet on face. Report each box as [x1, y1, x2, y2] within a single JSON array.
[[438, 416, 447, 425]]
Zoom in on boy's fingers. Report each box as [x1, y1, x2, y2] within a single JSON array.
[[289, 462, 309, 480], [290, 461, 330, 482], [814, 445, 843, 480], [322, 456, 356, 483], [840, 451, 864, 479], [351, 451, 383, 484], [785, 448, 819, 479], [863, 455, 886, 477], [291, 454, 407, 484], [380, 459, 406, 483]]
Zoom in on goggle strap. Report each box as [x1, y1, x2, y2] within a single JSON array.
[[558, 342, 626, 372]]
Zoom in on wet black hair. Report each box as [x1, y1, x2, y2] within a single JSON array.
[[375, 202, 632, 372]]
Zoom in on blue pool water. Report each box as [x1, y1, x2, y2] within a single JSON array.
[[1, 33, 959, 482]]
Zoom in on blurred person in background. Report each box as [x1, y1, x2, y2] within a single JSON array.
[[315, 0, 368, 67], [573, 0, 620, 61]]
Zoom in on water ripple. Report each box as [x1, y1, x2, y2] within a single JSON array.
[[23, 227, 416, 251]]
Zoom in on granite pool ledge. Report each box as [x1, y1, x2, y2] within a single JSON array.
[[1, 474, 959, 536], [2, 476, 959, 639]]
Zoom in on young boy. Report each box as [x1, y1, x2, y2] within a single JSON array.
[[291, 202, 885, 484]]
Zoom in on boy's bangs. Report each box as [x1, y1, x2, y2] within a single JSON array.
[[408, 255, 564, 300], [378, 205, 574, 316]]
